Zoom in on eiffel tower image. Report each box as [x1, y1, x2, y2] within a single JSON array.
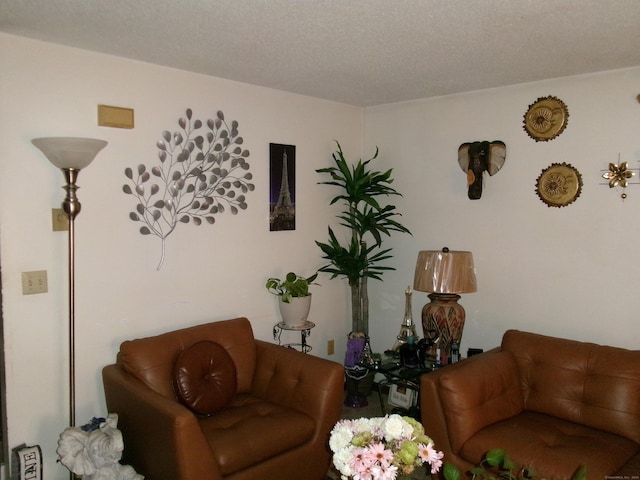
[[270, 149, 296, 230]]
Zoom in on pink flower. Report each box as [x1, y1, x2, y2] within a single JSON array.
[[373, 464, 398, 480], [418, 442, 444, 473], [353, 463, 375, 480], [364, 442, 394, 468], [349, 447, 373, 473]]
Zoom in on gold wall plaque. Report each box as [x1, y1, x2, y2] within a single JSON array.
[[98, 104, 134, 129], [523, 96, 568, 142], [535, 162, 583, 208]]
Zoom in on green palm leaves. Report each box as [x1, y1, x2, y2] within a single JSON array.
[[315, 141, 411, 286]]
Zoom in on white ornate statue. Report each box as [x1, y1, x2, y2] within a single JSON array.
[[57, 413, 143, 480]]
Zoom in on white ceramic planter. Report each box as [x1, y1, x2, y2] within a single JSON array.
[[278, 295, 312, 327]]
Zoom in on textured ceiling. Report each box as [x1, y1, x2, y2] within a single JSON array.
[[2, 0, 640, 106]]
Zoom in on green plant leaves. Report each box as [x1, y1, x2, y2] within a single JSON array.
[[443, 463, 461, 480], [265, 272, 318, 303], [316, 141, 411, 287], [485, 448, 507, 467], [443, 447, 586, 480]]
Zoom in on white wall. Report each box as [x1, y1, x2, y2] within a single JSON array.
[[363, 68, 640, 355], [2, 31, 640, 479], [0, 33, 360, 478]]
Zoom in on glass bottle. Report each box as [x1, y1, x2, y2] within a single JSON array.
[[450, 340, 460, 363], [400, 335, 420, 367]]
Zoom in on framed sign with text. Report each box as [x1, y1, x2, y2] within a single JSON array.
[[11, 444, 42, 480]]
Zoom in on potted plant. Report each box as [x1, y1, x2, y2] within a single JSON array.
[[443, 448, 587, 480], [316, 141, 411, 336], [266, 272, 318, 327]]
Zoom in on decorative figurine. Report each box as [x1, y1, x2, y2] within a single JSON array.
[[391, 286, 418, 351], [57, 414, 143, 480], [458, 140, 506, 199]]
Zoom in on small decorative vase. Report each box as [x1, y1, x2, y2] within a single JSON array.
[[278, 295, 311, 327], [344, 369, 368, 408]]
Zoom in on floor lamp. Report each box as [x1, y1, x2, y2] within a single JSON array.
[[32, 137, 107, 427]]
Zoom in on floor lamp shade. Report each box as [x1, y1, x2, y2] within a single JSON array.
[[32, 137, 107, 429], [413, 248, 476, 361], [32, 137, 107, 170]]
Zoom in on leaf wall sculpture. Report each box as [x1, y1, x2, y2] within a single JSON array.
[[123, 109, 254, 269]]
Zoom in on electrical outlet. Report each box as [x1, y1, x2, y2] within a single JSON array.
[[52, 208, 69, 231], [22, 270, 48, 295], [327, 339, 335, 355]]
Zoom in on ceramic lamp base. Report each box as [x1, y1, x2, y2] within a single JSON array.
[[421, 293, 466, 362]]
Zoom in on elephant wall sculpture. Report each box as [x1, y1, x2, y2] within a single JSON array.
[[458, 140, 506, 199]]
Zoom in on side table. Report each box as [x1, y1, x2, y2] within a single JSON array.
[[370, 357, 434, 418], [273, 320, 315, 353]]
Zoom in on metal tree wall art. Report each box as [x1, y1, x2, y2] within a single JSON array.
[[123, 109, 254, 269]]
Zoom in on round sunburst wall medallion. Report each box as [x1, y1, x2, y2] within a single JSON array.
[[535, 162, 583, 208], [523, 96, 569, 142]]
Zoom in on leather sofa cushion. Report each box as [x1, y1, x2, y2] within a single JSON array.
[[200, 393, 316, 476], [460, 411, 640, 480], [502, 330, 640, 444], [174, 340, 237, 415], [438, 351, 524, 452]]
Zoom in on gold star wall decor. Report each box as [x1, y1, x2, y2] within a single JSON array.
[[601, 157, 637, 201]]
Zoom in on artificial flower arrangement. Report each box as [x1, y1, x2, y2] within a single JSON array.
[[329, 414, 444, 480]]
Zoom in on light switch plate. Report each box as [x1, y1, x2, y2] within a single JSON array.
[[52, 208, 69, 231], [22, 271, 48, 295]]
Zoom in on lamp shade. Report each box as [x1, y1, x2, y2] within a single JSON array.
[[413, 249, 477, 294], [32, 137, 107, 170]]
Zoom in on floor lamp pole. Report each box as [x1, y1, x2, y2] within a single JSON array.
[[61, 168, 82, 427]]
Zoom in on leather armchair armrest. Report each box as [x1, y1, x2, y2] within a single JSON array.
[[421, 351, 523, 474], [251, 341, 345, 473], [103, 364, 221, 480], [421, 367, 473, 475]]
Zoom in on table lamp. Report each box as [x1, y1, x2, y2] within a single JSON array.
[[413, 247, 477, 362]]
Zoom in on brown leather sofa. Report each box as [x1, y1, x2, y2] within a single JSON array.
[[102, 317, 344, 480], [420, 330, 640, 480]]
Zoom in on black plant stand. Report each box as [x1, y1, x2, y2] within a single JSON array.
[[273, 320, 315, 353]]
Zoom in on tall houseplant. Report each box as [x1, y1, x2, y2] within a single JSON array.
[[316, 141, 411, 336]]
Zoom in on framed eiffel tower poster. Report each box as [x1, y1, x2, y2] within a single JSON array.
[[269, 143, 296, 231]]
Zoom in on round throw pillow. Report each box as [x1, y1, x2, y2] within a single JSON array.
[[173, 340, 237, 415]]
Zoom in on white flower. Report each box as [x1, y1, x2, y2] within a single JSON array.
[[401, 419, 414, 439], [330, 424, 355, 452], [381, 414, 405, 441], [333, 447, 355, 477]]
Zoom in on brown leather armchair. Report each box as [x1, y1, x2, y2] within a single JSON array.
[[102, 317, 344, 480], [420, 330, 640, 480]]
